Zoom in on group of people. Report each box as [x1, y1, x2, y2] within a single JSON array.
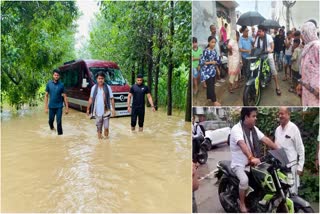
[[192, 19, 319, 106], [45, 70, 155, 138], [229, 107, 305, 212], [192, 22, 231, 106]]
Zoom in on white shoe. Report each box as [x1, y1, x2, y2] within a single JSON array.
[[215, 83, 221, 87], [218, 79, 226, 82]]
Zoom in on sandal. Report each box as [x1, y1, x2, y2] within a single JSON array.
[[193, 89, 198, 95], [234, 84, 240, 89], [276, 88, 281, 96], [213, 101, 221, 106], [288, 88, 295, 93]]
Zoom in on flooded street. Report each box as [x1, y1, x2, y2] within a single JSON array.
[[1, 107, 191, 212]]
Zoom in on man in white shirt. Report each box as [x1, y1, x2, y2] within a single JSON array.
[[230, 107, 279, 212], [87, 71, 115, 139], [275, 107, 305, 195], [254, 25, 281, 96]]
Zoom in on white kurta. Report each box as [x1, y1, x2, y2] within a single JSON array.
[[275, 121, 305, 194]]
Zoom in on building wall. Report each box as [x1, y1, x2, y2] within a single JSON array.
[[192, 1, 217, 48], [274, 0, 319, 30]]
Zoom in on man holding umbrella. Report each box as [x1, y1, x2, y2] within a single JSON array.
[[254, 25, 282, 96], [237, 12, 282, 95]]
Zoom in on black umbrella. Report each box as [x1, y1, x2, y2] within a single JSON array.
[[260, 19, 281, 29], [236, 11, 266, 26]]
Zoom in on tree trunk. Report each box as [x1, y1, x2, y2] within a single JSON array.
[[155, 6, 164, 111], [131, 65, 135, 85], [167, 1, 174, 116], [185, 60, 192, 122], [140, 57, 145, 76], [147, 18, 154, 107]]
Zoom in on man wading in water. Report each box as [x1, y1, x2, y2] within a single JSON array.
[[87, 71, 115, 139], [127, 74, 155, 132], [45, 69, 69, 135]]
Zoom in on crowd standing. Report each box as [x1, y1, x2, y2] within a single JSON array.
[[192, 19, 319, 106]]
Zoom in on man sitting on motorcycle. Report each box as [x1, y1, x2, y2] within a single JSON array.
[[230, 107, 279, 212], [254, 25, 282, 96]]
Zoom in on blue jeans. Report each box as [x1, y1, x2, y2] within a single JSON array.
[[49, 107, 63, 135]]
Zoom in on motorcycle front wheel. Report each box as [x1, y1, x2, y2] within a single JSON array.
[[243, 84, 261, 106], [295, 206, 315, 213], [218, 178, 239, 213]]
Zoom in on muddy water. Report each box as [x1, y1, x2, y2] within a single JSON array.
[[1, 107, 191, 212]]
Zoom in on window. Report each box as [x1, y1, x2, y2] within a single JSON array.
[[60, 65, 80, 88], [89, 67, 126, 86]]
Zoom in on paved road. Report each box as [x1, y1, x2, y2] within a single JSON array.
[[194, 143, 319, 213], [194, 143, 230, 213], [193, 70, 301, 106]]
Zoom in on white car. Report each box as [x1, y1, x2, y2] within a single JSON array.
[[199, 120, 231, 147]]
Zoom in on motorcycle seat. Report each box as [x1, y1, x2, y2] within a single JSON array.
[[261, 55, 268, 60], [219, 160, 237, 177]]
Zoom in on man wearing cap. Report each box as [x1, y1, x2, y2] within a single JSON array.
[[127, 74, 155, 132], [45, 69, 69, 135]]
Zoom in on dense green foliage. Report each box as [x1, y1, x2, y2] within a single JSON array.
[[1, 1, 79, 108], [88, 1, 191, 113], [1, 1, 191, 118], [231, 107, 319, 202]]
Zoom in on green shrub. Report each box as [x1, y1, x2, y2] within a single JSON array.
[[299, 170, 319, 202]]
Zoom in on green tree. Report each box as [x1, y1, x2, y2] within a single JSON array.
[[87, 1, 191, 118], [1, 1, 79, 108]]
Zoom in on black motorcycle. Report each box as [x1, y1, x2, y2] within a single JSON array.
[[243, 48, 272, 106], [220, 40, 229, 78], [214, 148, 314, 213], [192, 136, 212, 165]]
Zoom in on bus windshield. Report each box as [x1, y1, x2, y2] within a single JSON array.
[[89, 67, 126, 86]]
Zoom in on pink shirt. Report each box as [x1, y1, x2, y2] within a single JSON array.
[[220, 27, 227, 43]]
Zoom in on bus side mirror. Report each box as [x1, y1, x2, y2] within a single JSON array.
[[82, 78, 89, 88]]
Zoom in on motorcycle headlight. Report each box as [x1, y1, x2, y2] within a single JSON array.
[[286, 172, 294, 186], [250, 61, 260, 70]]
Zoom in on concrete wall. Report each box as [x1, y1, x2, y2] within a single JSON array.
[[192, 1, 217, 48], [193, 1, 238, 49], [274, 0, 319, 30]]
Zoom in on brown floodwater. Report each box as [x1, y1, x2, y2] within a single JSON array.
[[1, 107, 191, 212]]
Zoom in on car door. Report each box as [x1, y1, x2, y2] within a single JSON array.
[[219, 122, 231, 143], [207, 123, 221, 146]]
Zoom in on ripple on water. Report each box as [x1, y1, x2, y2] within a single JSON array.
[[2, 108, 191, 212]]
